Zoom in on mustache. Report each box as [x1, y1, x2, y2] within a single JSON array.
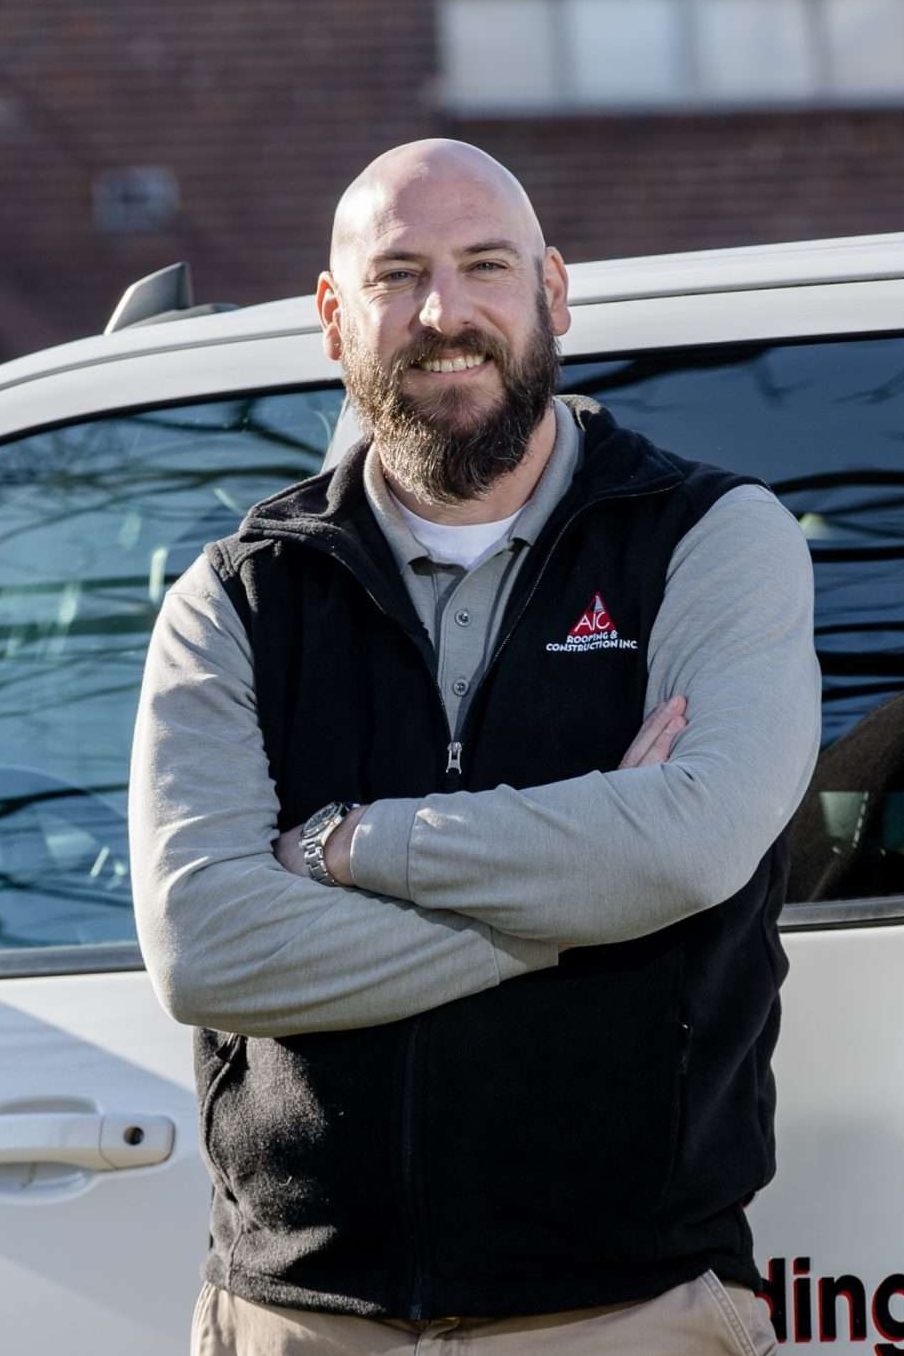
[[389, 330, 510, 383]]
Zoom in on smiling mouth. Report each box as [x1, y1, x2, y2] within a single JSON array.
[[412, 353, 488, 374]]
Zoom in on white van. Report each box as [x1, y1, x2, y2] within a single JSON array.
[[1, 238, 902, 1355]]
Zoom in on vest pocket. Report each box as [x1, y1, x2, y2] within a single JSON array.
[[198, 1033, 246, 1200], [652, 1016, 693, 1216]]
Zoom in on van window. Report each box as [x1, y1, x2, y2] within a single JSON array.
[[0, 387, 343, 965], [563, 337, 904, 905]]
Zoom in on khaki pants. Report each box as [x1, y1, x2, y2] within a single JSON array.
[[191, 1273, 777, 1356]]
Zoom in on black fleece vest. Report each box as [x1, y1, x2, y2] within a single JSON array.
[[196, 403, 789, 1319]]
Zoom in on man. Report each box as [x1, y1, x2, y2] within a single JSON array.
[[130, 140, 820, 1355]]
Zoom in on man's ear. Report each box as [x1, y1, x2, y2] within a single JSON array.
[[543, 247, 571, 338], [316, 271, 343, 361]]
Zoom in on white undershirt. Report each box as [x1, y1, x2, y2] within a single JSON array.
[[389, 493, 520, 570]]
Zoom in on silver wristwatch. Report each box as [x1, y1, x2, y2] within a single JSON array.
[[299, 801, 360, 886]]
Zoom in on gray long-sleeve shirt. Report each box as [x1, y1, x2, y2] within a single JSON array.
[[129, 417, 821, 1038]]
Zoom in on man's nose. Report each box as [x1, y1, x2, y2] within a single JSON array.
[[418, 272, 473, 334]]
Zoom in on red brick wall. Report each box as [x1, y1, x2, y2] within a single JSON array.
[[0, 0, 440, 359], [3, 1, 904, 361]]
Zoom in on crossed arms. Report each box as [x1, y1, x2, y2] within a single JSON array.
[[129, 485, 820, 1037], [274, 696, 689, 887]]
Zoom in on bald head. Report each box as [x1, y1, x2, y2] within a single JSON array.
[[330, 139, 546, 280]]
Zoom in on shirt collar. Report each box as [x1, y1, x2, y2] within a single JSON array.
[[363, 445, 429, 570]]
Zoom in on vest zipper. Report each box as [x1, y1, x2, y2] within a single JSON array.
[[445, 741, 463, 774]]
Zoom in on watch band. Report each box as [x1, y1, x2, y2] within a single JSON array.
[[299, 800, 360, 886]]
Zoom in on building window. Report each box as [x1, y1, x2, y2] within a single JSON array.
[[438, 0, 560, 109], [825, 0, 904, 97], [692, 0, 818, 104], [438, 0, 904, 112]]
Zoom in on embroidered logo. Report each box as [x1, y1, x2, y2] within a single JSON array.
[[546, 591, 639, 654], [569, 591, 614, 638]]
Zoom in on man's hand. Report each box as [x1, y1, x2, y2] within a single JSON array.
[[618, 695, 687, 769], [274, 805, 368, 885]]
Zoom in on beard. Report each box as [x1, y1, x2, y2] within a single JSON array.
[[340, 291, 560, 506]]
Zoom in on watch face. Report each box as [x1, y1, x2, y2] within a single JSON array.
[[305, 802, 342, 839]]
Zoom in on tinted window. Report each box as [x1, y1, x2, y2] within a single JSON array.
[[0, 387, 343, 956], [563, 338, 904, 903]]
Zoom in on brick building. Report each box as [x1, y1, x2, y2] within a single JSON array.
[[2, 0, 903, 359]]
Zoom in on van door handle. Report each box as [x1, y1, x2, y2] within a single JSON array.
[[0, 1112, 175, 1170]]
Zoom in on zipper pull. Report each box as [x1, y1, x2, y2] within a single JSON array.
[[446, 741, 463, 774]]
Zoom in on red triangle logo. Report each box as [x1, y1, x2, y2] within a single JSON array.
[[568, 591, 615, 637]]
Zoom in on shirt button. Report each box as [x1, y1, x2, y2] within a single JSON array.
[[454, 609, 471, 627], [452, 678, 469, 697]]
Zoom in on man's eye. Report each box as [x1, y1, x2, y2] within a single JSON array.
[[379, 270, 416, 284]]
